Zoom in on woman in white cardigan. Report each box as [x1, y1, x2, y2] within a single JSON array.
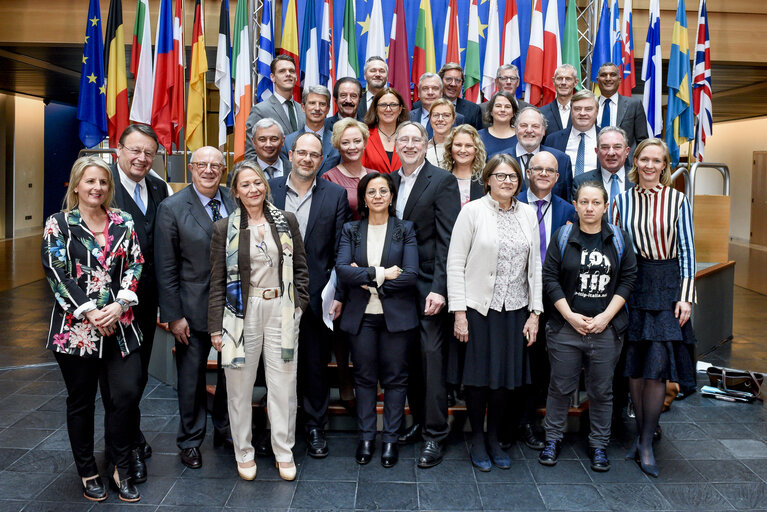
[[447, 153, 543, 472]]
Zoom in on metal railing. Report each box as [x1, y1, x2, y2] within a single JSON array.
[[670, 162, 731, 210]]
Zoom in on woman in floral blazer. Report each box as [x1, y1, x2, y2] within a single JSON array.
[[41, 156, 145, 503]]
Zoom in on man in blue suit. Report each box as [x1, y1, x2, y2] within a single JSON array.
[[269, 132, 352, 459], [281, 85, 340, 177], [409, 73, 465, 138], [571, 126, 635, 207], [540, 64, 578, 136], [544, 90, 600, 180], [509, 107, 573, 202]]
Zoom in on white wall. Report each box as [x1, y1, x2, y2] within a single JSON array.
[[695, 115, 767, 242], [12, 96, 44, 238]]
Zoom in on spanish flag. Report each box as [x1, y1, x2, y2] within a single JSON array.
[[280, 0, 301, 101], [186, 0, 207, 151], [104, 0, 128, 147]]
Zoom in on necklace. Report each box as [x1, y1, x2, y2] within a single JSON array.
[[378, 127, 395, 142]]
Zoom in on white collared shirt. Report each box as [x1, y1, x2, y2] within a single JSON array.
[[419, 108, 430, 128], [275, 93, 295, 125], [526, 189, 554, 247], [396, 161, 426, 218], [600, 167, 626, 192], [599, 94, 618, 127], [366, 91, 375, 109], [557, 100, 571, 129], [117, 166, 148, 209], [515, 143, 540, 170], [303, 125, 324, 141], [257, 157, 284, 178], [565, 126, 598, 174]]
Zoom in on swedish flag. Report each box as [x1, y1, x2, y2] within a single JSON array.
[[77, 0, 107, 148], [665, 0, 695, 166]]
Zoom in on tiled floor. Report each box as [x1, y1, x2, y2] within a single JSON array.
[[3, 279, 767, 511]]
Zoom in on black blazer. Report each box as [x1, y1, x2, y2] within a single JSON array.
[[269, 175, 352, 315], [571, 167, 635, 202], [412, 98, 483, 130], [336, 218, 420, 334], [540, 100, 572, 136], [324, 111, 365, 132], [507, 136, 574, 202], [391, 160, 461, 303], [281, 127, 341, 177], [154, 184, 235, 332]]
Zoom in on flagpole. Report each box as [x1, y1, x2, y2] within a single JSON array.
[[202, 0, 207, 146], [182, 0, 188, 184]]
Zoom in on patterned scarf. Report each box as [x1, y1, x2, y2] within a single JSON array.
[[221, 203, 297, 367]]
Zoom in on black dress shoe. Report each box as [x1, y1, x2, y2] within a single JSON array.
[[307, 428, 329, 458], [417, 440, 444, 468], [355, 440, 375, 465], [654, 425, 662, 441], [180, 447, 202, 469], [109, 475, 140, 502], [381, 442, 398, 467], [213, 431, 234, 448], [447, 389, 457, 408], [255, 432, 272, 457], [588, 447, 611, 472], [538, 440, 561, 466], [129, 447, 147, 483], [139, 441, 152, 460], [519, 423, 545, 451], [82, 476, 107, 502], [398, 423, 422, 445]]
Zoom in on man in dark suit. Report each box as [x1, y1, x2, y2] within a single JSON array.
[[269, 132, 352, 458], [324, 77, 364, 131], [358, 56, 389, 120], [409, 73, 466, 138], [244, 55, 305, 159], [390, 121, 461, 468], [595, 63, 648, 154], [155, 146, 233, 470], [281, 85, 340, 176], [544, 89, 600, 178], [481, 64, 530, 127], [510, 107, 573, 201], [104, 125, 169, 484], [572, 126, 635, 205], [540, 64, 578, 136], [238, 118, 292, 184], [439, 62, 484, 130]]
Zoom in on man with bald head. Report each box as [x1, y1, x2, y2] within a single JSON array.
[[155, 146, 234, 470]]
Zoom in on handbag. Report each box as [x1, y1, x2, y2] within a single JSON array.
[[706, 366, 764, 401]]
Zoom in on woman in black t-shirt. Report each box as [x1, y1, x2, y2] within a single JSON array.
[[538, 181, 637, 472]]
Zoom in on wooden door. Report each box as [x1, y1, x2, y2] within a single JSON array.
[[752, 152, 767, 246]]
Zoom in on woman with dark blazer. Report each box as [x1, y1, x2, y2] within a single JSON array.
[[336, 172, 419, 468], [209, 161, 310, 482], [42, 156, 144, 502], [361, 88, 410, 174]]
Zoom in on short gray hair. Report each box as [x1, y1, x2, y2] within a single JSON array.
[[597, 126, 629, 147], [514, 106, 548, 130], [364, 56, 388, 74], [496, 64, 520, 78], [252, 118, 284, 139], [554, 63, 578, 80], [302, 85, 331, 105], [418, 72, 443, 91], [394, 121, 428, 141]]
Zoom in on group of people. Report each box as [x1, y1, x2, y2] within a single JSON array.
[[42, 53, 695, 503]]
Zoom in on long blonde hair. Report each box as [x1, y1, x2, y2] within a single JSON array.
[[63, 156, 115, 211], [442, 125, 487, 181], [627, 138, 673, 187]]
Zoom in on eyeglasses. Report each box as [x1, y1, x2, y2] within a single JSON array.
[[377, 102, 402, 111], [255, 240, 273, 267], [293, 149, 322, 160], [497, 76, 520, 83], [492, 173, 519, 183], [529, 166, 557, 175], [443, 77, 463, 85], [123, 146, 156, 159], [431, 113, 454, 120], [396, 137, 425, 146], [190, 161, 224, 171], [598, 144, 627, 151], [365, 188, 391, 197]]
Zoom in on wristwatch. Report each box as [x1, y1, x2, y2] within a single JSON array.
[[115, 299, 130, 313]]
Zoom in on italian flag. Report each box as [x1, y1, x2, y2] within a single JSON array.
[[129, 0, 153, 124], [232, 0, 251, 162], [412, 0, 436, 102], [336, 0, 358, 79], [464, 0, 481, 102]]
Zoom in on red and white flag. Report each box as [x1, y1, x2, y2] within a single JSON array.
[[171, 0, 184, 148], [524, 0, 544, 106], [542, 0, 562, 105], [481, 0, 500, 101], [692, 0, 712, 162], [618, 0, 636, 96]]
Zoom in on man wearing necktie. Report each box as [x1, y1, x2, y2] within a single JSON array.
[[543, 90, 600, 180], [595, 63, 648, 158], [231, 118, 292, 186], [571, 127, 634, 209]]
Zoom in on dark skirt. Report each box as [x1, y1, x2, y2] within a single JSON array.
[[623, 257, 697, 392], [462, 306, 531, 390]]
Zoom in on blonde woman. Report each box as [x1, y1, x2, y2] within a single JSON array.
[[426, 99, 457, 167]]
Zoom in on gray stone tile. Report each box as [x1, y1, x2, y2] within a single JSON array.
[[10, 411, 66, 430], [653, 459, 705, 483], [587, 459, 651, 483], [358, 457, 417, 483], [355, 482, 418, 510], [715, 482, 767, 510], [670, 439, 734, 459], [596, 483, 672, 510], [699, 421, 758, 439], [473, 459, 534, 483], [6, 449, 73, 473], [0, 428, 54, 449], [132, 476, 176, 505], [0, 501, 25, 512], [660, 422, 711, 440], [656, 483, 734, 510], [226, 479, 296, 509], [528, 459, 592, 483], [742, 458, 767, 483], [23, 473, 81, 502], [160, 477, 234, 507], [478, 483, 546, 510], [538, 484, 608, 511], [0, 447, 27, 470], [0, 410, 28, 428], [414, 459, 474, 483], [418, 482, 481, 511], [298, 454, 359, 481], [145, 453, 186, 479], [290, 481, 356, 509], [0, 394, 52, 412], [721, 438, 767, 458], [20, 502, 94, 512], [690, 459, 762, 483]]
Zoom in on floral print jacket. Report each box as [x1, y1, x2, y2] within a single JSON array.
[[42, 208, 144, 358]]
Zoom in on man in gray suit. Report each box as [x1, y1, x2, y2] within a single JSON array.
[[540, 64, 578, 136], [571, 126, 635, 205], [155, 146, 233, 470], [244, 55, 305, 159], [595, 63, 648, 153], [282, 85, 340, 176], [481, 64, 530, 127]]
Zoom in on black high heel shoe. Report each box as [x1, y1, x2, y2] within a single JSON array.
[[632, 442, 659, 478], [625, 436, 639, 460]]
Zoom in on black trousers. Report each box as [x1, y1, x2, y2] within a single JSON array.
[[55, 340, 142, 478], [297, 307, 332, 433], [406, 310, 450, 443], [347, 314, 413, 443], [175, 329, 229, 449]]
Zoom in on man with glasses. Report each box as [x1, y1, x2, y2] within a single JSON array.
[[155, 147, 233, 470], [545, 90, 601, 178], [409, 73, 465, 137], [390, 122, 461, 468], [439, 62, 483, 130], [269, 133, 352, 458], [541, 64, 578, 136], [481, 64, 530, 127], [572, 126, 635, 206], [282, 85, 340, 176]]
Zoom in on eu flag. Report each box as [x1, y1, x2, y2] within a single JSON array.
[[77, 0, 107, 148]]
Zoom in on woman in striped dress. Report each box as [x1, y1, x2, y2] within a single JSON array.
[[612, 138, 696, 478]]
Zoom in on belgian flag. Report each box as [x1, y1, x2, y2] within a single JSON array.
[[104, 0, 128, 147]]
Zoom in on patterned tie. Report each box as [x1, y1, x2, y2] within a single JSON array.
[[209, 199, 222, 222], [521, 153, 533, 171], [133, 182, 147, 214], [286, 100, 298, 132], [265, 166, 276, 179], [610, 174, 620, 208], [601, 98, 611, 128], [575, 133, 585, 176], [536, 199, 547, 264]]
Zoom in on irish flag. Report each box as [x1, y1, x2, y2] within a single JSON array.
[[129, 0, 153, 124], [336, 0, 358, 79], [232, 0, 251, 162], [412, 0, 436, 102]]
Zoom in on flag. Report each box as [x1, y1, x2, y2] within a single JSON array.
[[232, 0, 252, 162], [256, 0, 274, 102], [299, 0, 319, 87], [464, 0, 481, 102], [642, 0, 662, 136], [280, 0, 301, 101], [441, 0, 461, 68], [337, 0, 359, 79], [562, 0, 582, 90], [591, 0, 611, 82], [77, 0, 107, 147], [129, 0, 153, 124], [150, 0, 174, 151], [104, 0, 128, 147], [366, 0, 386, 64], [320, 0, 335, 108], [482, 0, 501, 101], [618, 0, 636, 96], [524, 0, 544, 106], [186, 0, 207, 151], [693, 0, 712, 162], [541, 0, 562, 105], [171, 0, 184, 147], [412, 0, 437, 102], [387, 0, 411, 108], [215, 0, 234, 147], [610, 0, 622, 67], [665, 0, 695, 166], [501, 0, 522, 98]]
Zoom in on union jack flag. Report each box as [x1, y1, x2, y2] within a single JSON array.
[[693, 0, 712, 162]]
